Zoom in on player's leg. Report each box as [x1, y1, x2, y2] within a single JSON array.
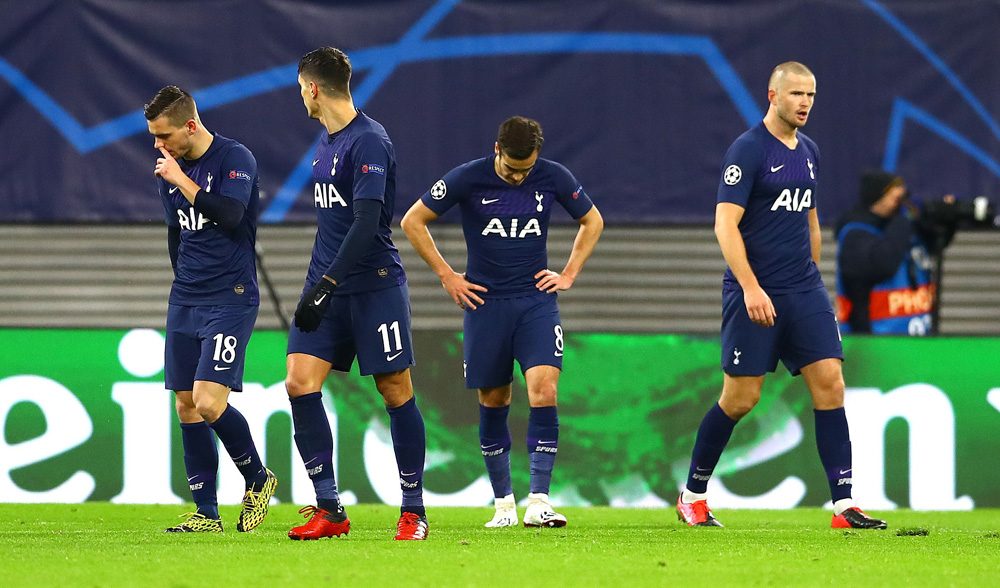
[[373, 368, 428, 540], [800, 358, 886, 529], [164, 304, 223, 533], [285, 295, 352, 539], [353, 284, 426, 540], [785, 287, 884, 529], [193, 305, 276, 532], [479, 385, 517, 527], [465, 297, 519, 527], [513, 294, 566, 528], [677, 373, 764, 527], [678, 289, 778, 527]]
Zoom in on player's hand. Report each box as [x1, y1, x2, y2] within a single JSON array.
[[743, 285, 776, 327], [295, 278, 336, 332], [441, 272, 487, 310], [534, 269, 573, 293], [154, 147, 185, 187]]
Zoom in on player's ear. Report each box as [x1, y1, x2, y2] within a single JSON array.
[[767, 88, 777, 105], [185, 119, 197, 135], [494, 142, 500, 156]]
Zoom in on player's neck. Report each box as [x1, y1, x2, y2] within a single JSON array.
[[185, 129, 214, 160], [762, 112, 799, 149], [318, 99, 359, 135]]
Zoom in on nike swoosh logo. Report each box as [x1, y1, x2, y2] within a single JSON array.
[[538, 440, 557, 445], [213, 365, 231, 371], [386, 350, 404, 361], [554, 351, 563, 357], [313, 293, 327, 305], [313, 159, 319, 166], [481, 443, 498, 449], [481, 198, 499, 204], [695, 467, 712, 472], [400, 471, 416, 476], [840, 469, 852, 474], [168, 186, 178, 194], [187, 476, 197, 482], [304, 458, 318, 465], [770, 165, 784, 172]]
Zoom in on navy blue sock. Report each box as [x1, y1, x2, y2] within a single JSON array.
[[527, 406, 559, 495], [815, 407, 853, 502], [208, 404, 266, 489], [290, 392, 340, 508], [479, 404, 514, 498], [386, 397, 426, 517], [180, 421, 219, 519], [686, 403, 738, 494]]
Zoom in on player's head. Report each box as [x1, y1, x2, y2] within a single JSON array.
[[767, 62, 816, 129], [144, 85, 202, 158], [298, 47, 352, 117], [494, 116, 544, 185], [860, 169, 907, 217]]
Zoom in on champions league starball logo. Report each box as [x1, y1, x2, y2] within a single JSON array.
[[724, 164, 742, 186], [430, 179, 447, 199]]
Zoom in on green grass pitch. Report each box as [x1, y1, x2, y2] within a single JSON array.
[[1, 504, 997, 587]]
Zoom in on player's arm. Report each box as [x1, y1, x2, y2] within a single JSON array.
[[535, 205, 604, 293], [808, 207, 822, 265], [716, 202, 776, 327], [401, 200, 488, 310]]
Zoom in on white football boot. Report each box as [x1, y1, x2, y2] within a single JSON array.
[[523, 492, 567, 528], [485, 494, 518, 528]]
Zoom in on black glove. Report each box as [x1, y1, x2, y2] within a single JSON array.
[[294, 278, 335, 333]]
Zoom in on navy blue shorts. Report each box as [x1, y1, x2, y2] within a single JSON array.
[[165, 304, 258, 392], [287, 283, 415, 376], [720, 285, 843, 376], [463, 292, 563, 389]]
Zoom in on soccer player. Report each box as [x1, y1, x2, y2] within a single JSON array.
[[401, 117, 603, 528], [146, 86, 276, 533], [284, 47, 428, 541], [675, 62, 886, 529]]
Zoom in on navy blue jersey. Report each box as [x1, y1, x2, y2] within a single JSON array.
[[717, 122, 824, 294], [420, 156, 594, 298], [306, 111, 405, 295], [159, 133, 259, 306]]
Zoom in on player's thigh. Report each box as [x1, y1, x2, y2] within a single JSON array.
[[721, 289, 780, 376], [778, 287, 844, 377], [165, 304, 201, 393], [351, 284, 415, 377], [512, 294, 564, 375], [287, 294, 356, 373], [463, 297, 517, 389], [193, 305, 257, 392]]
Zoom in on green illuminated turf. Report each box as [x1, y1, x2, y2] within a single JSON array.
[[0, 504, 997, 587]]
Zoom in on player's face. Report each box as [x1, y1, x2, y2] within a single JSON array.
[[298, 75, 320, 119], [771, 73, 816, 129], [494, 144, 539, 186], [147, 116, 194, 159]]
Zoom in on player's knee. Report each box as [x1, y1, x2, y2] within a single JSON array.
[[528, 381, 558, 407], [174, 395, 199, 422], [192, 393, 225, 423], [813, 379, 845, 410], [285, 374, 321, 398], [722, 393, 759, 420]]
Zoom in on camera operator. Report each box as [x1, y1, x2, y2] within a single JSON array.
[[834, 170, 954, 335]]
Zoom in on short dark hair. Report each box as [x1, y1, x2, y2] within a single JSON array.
[[298, 47, 352, 97], [143, 85, 196, 126], [497, 116, 544, 160]]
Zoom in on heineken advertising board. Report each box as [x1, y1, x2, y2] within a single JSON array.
[[1, 329, 997, 509]]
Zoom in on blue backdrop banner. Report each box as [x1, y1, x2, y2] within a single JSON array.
[[2, 0, 999, 224]]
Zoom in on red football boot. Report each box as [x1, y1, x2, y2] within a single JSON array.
[[676, 495, 724, 527], [288, 505, 350, 540], [394, 512, 429, 540], [831, 507, 887, 529]]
